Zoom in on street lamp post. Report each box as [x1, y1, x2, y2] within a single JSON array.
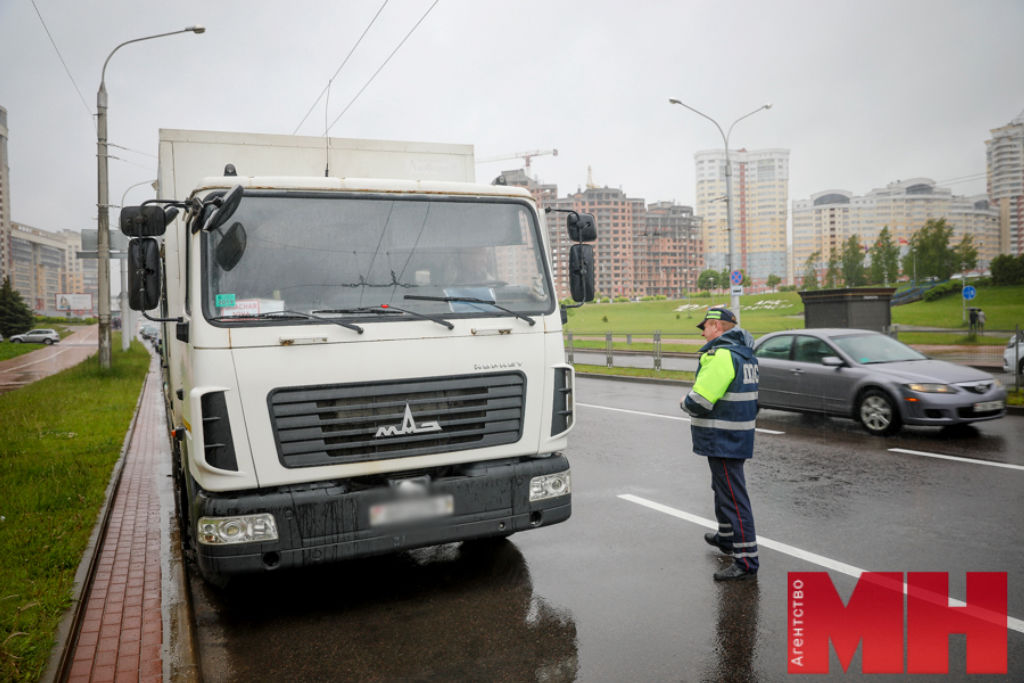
[[668, 98, 771, 325], [96, 26, 204, 369]]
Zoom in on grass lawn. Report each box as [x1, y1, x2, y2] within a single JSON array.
[[573, 363, 694, 382], [0, 339, 149, 682], [563, 285, 1024, 341]]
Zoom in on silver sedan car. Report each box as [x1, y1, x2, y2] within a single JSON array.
[[753, 328, 1006, 435]]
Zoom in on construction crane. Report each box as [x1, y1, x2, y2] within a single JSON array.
[[477, 148, 558, 172]]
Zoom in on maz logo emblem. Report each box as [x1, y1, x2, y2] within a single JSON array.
[[375, 404, 442, 438]]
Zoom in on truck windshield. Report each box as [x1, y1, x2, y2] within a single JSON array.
[[202, 193, 554, 324]]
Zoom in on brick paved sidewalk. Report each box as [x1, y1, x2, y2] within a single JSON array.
[[65, 358, 168, 683]]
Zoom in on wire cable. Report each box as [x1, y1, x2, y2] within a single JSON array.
[[292, 0, 390, 135], [30, 0, 92, 118], [325, 0, 440, 135]]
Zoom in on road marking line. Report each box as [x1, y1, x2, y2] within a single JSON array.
[[576, 402, 784, 435], [889, 448, 1024, 472], [618, 493, 1024, 635]]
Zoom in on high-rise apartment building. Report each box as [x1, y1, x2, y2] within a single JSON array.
[[791, 178, 999, 277], [695, 148, 789, 285], [1, 106, 11, 283], [495, 170, 703, 301], [9, 223, 94, 315], [636, 202, 702, 297], [986, 110, 1024, 255]]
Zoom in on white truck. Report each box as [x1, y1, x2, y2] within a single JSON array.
[[121, 129, 596, 583]]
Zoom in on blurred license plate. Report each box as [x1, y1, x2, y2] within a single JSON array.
[[974, 400, 1003, 412], [370, 495, 454, 527]]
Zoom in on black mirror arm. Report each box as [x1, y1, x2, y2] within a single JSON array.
[[141, 311, 183, 324]]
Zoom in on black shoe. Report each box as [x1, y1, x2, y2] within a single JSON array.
[[713, 562, 757, 582], [704, 532, 732, 555]]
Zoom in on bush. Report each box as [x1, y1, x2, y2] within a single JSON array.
[[779, 284, 798, 292], [613, 296, 629, 303], [922, 280, 962, 302]]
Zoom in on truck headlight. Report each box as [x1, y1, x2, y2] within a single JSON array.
[[530, 470, 571, 502], [197, 513, 278, 545]]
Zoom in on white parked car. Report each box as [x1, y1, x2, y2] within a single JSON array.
[[1004, 332, 1024, 377], [9, 328, 61, 345]]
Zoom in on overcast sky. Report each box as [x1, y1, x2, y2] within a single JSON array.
[[2, 0, 1022, 232]]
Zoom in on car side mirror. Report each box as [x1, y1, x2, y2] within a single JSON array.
[[128, 237, 161, 311], [821, 356, 844, 367]]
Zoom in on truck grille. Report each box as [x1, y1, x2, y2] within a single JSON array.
[[268, 373, 526, 468]]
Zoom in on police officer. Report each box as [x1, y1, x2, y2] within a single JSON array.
[[681, 307, 760, 581]]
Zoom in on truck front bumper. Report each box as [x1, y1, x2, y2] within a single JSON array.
[[191, 455, 570, 579]]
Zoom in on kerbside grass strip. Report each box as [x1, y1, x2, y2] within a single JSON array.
[[0, 338, 149, 682]]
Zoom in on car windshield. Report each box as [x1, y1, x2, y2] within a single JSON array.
[[201, 193, 553, 324], [831, 333, 927, 364]]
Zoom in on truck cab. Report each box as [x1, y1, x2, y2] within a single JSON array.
[[122, 142, 595, 583]]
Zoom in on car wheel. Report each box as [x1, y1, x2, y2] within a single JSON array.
[[857, 389, 901, 436], [43, 339, 54, 345], [12, 339, 22, 343], [1018, 358, 1024, 377]]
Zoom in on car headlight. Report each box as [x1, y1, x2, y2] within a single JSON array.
[[904, 383, 956, 393]]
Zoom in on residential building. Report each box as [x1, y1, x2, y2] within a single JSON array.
[[986, 110, 1024, 255], [1, 106, 11, 283], [496, 169, 703, 301], [9, 223, 94, 315], [694, 148, 789, 285], [791, 178, 999, 278], [636, 202, 703, 297]]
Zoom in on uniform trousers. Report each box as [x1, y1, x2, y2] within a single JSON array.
[[707, 456, 759, 572]]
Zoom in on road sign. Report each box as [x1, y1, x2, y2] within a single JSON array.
[[730, 270, 743, 286], [731, 285, 743, 296], [962, 285, 976, 300]]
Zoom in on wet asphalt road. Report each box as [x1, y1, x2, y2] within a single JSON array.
[[189, 375, 1024, 681]]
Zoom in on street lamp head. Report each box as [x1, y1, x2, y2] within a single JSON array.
[[763, 103, 773, 110], [187, 25, 206, 34], [668, 98, 682, 105]]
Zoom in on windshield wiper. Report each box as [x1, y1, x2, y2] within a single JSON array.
[[404, 294, 536, 326], [312, 307, 402, 316], [314, 305, 453, 330], [210, 310, 363, 334]]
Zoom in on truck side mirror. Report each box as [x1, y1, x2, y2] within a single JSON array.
[[120, 205, 168, 237], [567, 212, 597, 242], [569, 244, 595, 302], [204, 185, 244, 232], [128, 237, 161, 311]]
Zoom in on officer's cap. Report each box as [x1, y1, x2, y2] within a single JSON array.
[[697, 307, 737, 330]]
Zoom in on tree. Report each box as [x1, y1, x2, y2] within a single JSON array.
[[868, 226, 901, 286], [801, 251, 820, 290], [901, 218, 959, 281], [841, 234, 867, 287], [0, 276, 34, 338], [765, 274, 781, 292], [953, 233, 978, 274], [825, 249, 841, 289], [697, 269, 720, 290], [991, 254, 1024, 285]]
